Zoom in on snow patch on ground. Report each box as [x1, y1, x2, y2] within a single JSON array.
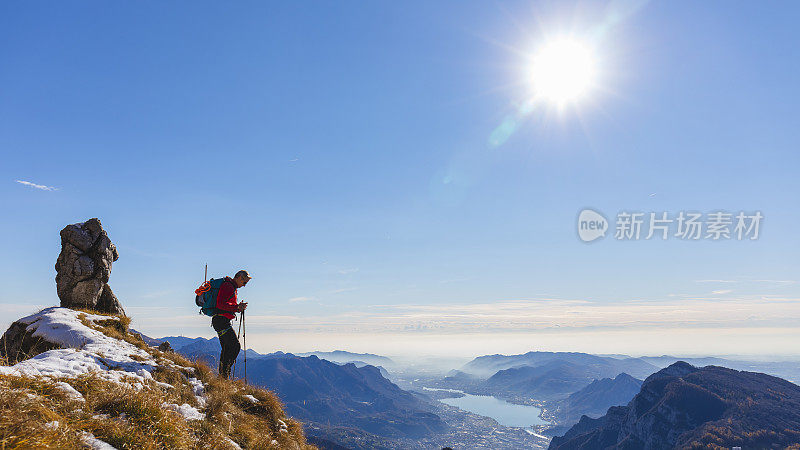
[[154, 381, 173, 390], [80, 431, 117, 449], [0, 307, 214, 427], [163, 402, 205, 420], [0, 307, 156, 385], [278, 419, 288, 433], [242, 394, 258, 404], [54, 381, 84, 401], [188, 377, 207, 407], [224, 437, 243, 449]]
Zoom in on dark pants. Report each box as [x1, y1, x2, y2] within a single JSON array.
[[212, 315, 240, 379]]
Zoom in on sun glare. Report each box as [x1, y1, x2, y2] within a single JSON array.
[[530, 38, 596, 106]]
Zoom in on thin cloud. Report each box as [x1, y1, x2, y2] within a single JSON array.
[[256, 295, 800, 334], [337, 268, 359, 275], [696, 279, 796, 286], [15, 180, 58, 191], [330, 287, 358, 294], [712, 289, 733, 295], [289, 296, 314, 303]]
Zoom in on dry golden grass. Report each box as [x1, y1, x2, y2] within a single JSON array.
[[201, 375, 310, 449], [0, 365, 314, 449], [77, 312, 151, 352], [0, 309, 316, 449], [0, 375, 85, 448]]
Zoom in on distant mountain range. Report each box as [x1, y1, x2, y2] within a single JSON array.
[[239, 355, 445, 439], [461, 351, 659, 380], [444, 352, 656, 403], [638, 355, 800, 384], [158, 336, 446, 448], [549, 361, 800, 449], [544, 373, 642, 436], [160, 335, 265, 362], [478, 360, 606, 401], [153, 337, 800, 448], [297, 350, 395, 368]]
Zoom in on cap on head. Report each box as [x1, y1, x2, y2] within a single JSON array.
[[235, 270, 252, 280]]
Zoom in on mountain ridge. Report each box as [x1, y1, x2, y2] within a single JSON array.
[[174, 341, 448, 448], [549, 361, 800, 449]]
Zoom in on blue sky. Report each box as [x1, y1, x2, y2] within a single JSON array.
[[2, 1, 799, 358]]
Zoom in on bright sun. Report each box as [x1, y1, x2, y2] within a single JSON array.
[[530, 38, 596, 106]]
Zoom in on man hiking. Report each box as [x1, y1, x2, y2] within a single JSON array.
[[212, 270, 251, 379]]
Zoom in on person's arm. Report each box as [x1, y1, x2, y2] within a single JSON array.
[[216, 281, 238, 313]]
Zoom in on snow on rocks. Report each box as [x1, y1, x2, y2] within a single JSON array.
[[242, 394, 258, 404], [163, 402, 206, 420], [0, 307, 156, 385]]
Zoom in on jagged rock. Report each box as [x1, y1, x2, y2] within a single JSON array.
[[55, 218, 124, 315], [157, 341, 173, 352]]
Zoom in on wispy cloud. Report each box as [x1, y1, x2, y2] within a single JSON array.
[[15, 180, 58, 191], [289, 296, 314, 303], [330, 287, 358, 294], [712, 289, 734, 295], [230, 295, 800, 334], [696, 279, 796, 285], [337, 268, 359, 275]]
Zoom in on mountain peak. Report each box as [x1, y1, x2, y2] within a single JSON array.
[[0, 307, 314, 448], [550, 362, 800, 449]]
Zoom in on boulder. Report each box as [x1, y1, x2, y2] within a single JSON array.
[[157, 341, 173, 352], [0, 320, 61, 364], [54, 218, 125, 315]]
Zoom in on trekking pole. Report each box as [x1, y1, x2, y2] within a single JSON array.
[[242, 310, 247, 384], [235, 314, 243, 379]]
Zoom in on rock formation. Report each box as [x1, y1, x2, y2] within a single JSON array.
[[55, 218, 125, 315]]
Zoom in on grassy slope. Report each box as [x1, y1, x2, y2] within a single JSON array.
[[0, 309, 316, 449]]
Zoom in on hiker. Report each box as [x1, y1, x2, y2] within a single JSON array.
[[212, 270, 251, 379]]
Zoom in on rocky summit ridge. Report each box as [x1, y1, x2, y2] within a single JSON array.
[[0, 307, 314, 449]]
